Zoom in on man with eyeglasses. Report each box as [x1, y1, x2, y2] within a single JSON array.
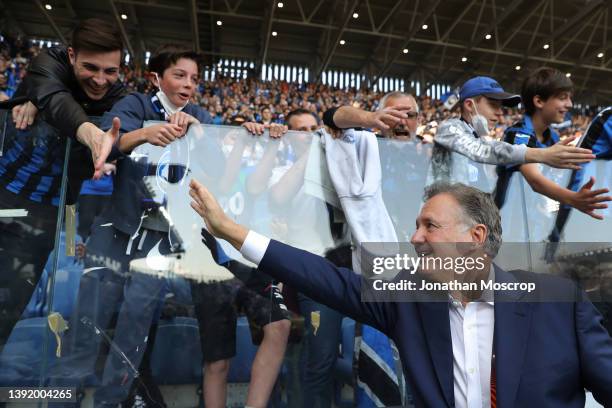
[[323, 91, 421, 140]]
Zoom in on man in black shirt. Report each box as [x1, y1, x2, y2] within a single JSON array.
[[0, 18, 124, 350]]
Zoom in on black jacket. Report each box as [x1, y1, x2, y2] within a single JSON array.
[[14, 46, 126, 138], [14, 46, 126, 203]]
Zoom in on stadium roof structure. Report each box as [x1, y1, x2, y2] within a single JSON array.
[[1, 0, 611, 105]]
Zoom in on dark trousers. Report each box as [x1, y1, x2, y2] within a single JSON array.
[[76, 194, 111, 241], [297, 294, 343, 408], [48, 220, 170, 407]]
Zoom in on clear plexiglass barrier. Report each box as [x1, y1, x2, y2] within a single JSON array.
[[0, 120, 609, 407]]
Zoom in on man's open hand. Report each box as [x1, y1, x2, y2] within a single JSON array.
[[189, 179, 249, 249], [76, 118, 121, 180]]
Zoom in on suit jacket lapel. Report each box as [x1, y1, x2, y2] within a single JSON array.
[[418, 301, 454, 407], [493, 267, 533, 407]]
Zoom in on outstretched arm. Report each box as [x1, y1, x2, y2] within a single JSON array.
[[189, 179, 396, 333], [520, 165, 610, 220], [324, 105, 413, 131], [436, 122, 594, 170]]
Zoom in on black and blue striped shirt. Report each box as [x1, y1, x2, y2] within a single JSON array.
[[0, 118, 65, 205]]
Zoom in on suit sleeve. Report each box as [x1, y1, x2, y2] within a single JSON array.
[[258, 239, 397, 334], [576, 291, 612, 406], [17, 49, 90, 139], [435, 121, 528, 165]]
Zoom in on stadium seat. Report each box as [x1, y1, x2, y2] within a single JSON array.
[[0, 317, 59, 386], [22, 231, 84, 320], [151, 315, 260, 385], [151, 317, 203, 385]]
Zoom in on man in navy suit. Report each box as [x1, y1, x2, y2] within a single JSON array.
[[188, 179, 612, 408]]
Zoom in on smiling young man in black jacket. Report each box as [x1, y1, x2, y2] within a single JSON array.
[[0, 18, 124, 350], [9, 18, 126, 188]]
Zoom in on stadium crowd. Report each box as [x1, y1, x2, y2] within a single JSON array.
[[0, 34, 596, 140]]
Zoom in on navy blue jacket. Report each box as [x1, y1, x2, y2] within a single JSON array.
[[99, 92, 211, 236], [257, 239, 612, 407], [494, 115, 560, 208]]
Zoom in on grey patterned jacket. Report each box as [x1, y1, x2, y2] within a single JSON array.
[[427, 118, 528, 191]]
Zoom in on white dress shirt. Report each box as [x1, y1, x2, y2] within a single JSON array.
[[449, 296, 494, 408], [240, 230, 495, 408]]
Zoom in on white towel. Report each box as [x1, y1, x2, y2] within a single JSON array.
[[303, 133, 341, 209], [322, 129, 398, 274]]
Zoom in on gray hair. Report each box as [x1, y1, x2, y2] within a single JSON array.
[[378, 91, 418, 112], [423, 182, 502, 256]]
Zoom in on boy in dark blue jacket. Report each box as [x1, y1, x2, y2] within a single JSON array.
[[53, 45, 289, 408], [495, 68, 611, 220]]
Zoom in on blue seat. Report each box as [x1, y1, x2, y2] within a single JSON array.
[[22, 231, 84, 320], [151, 315, 260, 385], [0, 317, 59, 386], [151, 317, 203, 385]]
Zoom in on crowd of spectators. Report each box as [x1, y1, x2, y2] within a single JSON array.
[[0, 35, 41, 101], [0, 35, 599, 139]]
